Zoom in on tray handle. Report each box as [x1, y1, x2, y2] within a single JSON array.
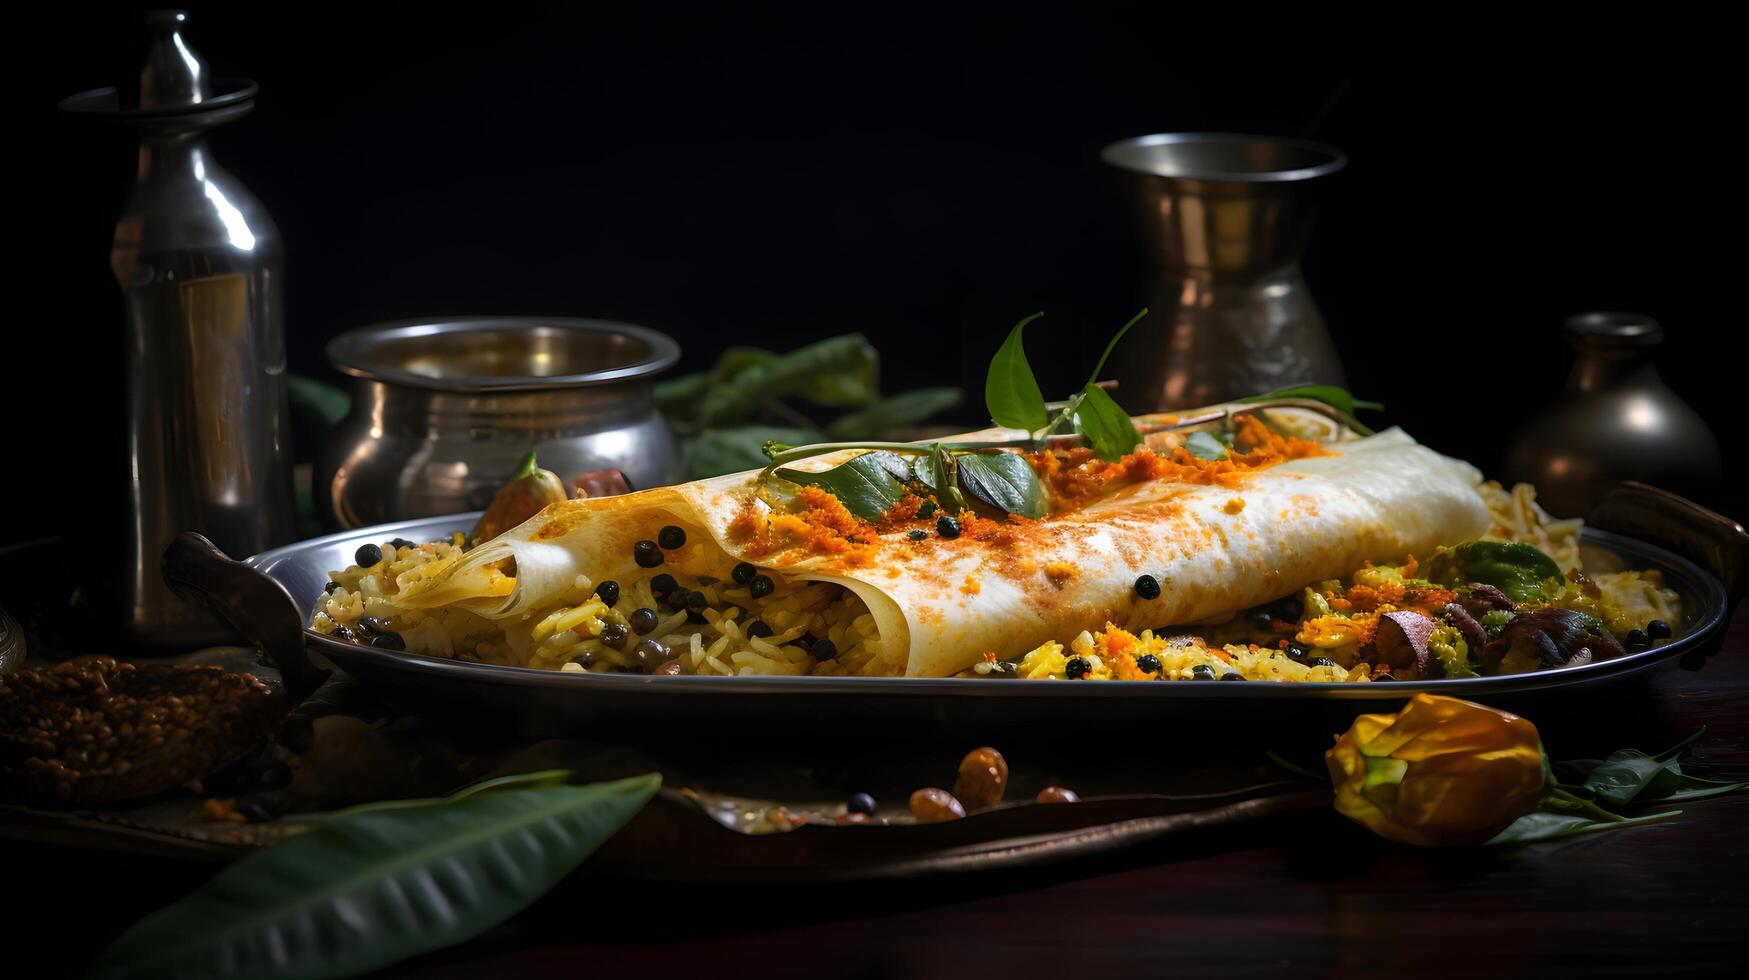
[[161, 532, 330, 701], [1589, 482, 1749, 609]]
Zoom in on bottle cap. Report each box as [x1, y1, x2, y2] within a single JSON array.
[[58, 10, 257, 127]]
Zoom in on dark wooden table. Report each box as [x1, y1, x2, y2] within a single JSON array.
[[10, 609, 1748, 978]]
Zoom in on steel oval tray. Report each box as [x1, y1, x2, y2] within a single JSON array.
[[207, 491, 1741, 734]]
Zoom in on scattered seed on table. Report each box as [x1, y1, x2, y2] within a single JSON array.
[[909, 787, 965, 822], [953, 746, 1008, 810]]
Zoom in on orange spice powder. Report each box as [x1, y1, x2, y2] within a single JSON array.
[[1028, 413, 1330, 512], [729, 486, 884, 568]]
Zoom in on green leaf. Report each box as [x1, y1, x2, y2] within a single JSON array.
[[1646, 768, 1747, 802], [914, 444, 948, 499], [89, 774, 661, 980], [1583, 749, 1678, 806], [287, 375, 351, 431], [447, 768, 574, 801], [324, 769, 582, 822], [1072, 383, 1143, 462], [1185, 431, 1229, 461], [653, 371, 711, 419], [957, 452, 1046, 518], [985, 312, 1049, 432], [710, 346, 781, 381], [1422, 540, 1564, 604], [1651, 726, 1706, 762], [1488, 808, 1682, 846], [825, 387, 963, 440], [686, 426, 822, 478], [693, 335, 879, 428], [1237, 385, 1384, 415], [1083, 308, 1148, 388], [775, 451, 912, 522], [1575, 728, 1736, 806]]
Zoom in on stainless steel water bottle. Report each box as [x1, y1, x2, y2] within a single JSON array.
[[61, 10, 295, 645]]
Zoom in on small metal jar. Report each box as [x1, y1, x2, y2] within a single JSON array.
[[317, 317, 685, 528]]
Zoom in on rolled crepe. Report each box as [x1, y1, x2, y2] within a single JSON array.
[[400, 423, 1489, 678]]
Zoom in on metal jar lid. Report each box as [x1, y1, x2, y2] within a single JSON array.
[[59, 10, 258, 129]]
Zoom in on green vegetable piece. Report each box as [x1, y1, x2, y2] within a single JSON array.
[[1423, 540, 1564, 604], [287, 374, 351, 429], [985, 312, 1049, 432], [957, 452, 1047, 518], [1072, 383, 1142, 462], [1427, 625, 1476, 678], [685, 426, 822, 479], [775, 451, 912, 522], [1480, 609, 1512, 637], [693, 335, 879, 429], [89, 774, 661, 980], [1184, 431, 1229, 461], [1237, 385, 1384, 415], [825, 387, 962, 440]]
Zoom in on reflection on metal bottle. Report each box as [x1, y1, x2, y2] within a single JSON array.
[[65, 11, 294, 644], [1101, 133, 1348, 411], [1505, 313, 1722, 518]]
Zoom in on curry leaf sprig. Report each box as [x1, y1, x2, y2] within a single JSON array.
[[754, 310, 1152, 521], [988, 309, 1148, 461], [754, 309, 1386, 523]]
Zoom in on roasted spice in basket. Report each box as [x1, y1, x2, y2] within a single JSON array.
[[0, 658, 284, 804]]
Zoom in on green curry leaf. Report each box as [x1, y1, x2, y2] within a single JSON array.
[[958, 452, 1047, 518], [1083, 308, 1148, 389], [1185, 431, 1229, 461], [775, 451, 912, 521], [985, 312, 1049, 432], [1072, 383, 1143, 461]]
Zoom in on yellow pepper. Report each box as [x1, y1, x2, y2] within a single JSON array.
[[1325, 693, 1545, 846]]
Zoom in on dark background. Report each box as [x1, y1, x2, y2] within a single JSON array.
[[15, 3, 1744, 536]]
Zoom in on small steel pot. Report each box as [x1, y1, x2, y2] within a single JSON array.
[[317, 317, 685, 529]]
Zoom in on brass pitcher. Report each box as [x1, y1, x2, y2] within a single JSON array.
[[1101, 133, 1348, 411]]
